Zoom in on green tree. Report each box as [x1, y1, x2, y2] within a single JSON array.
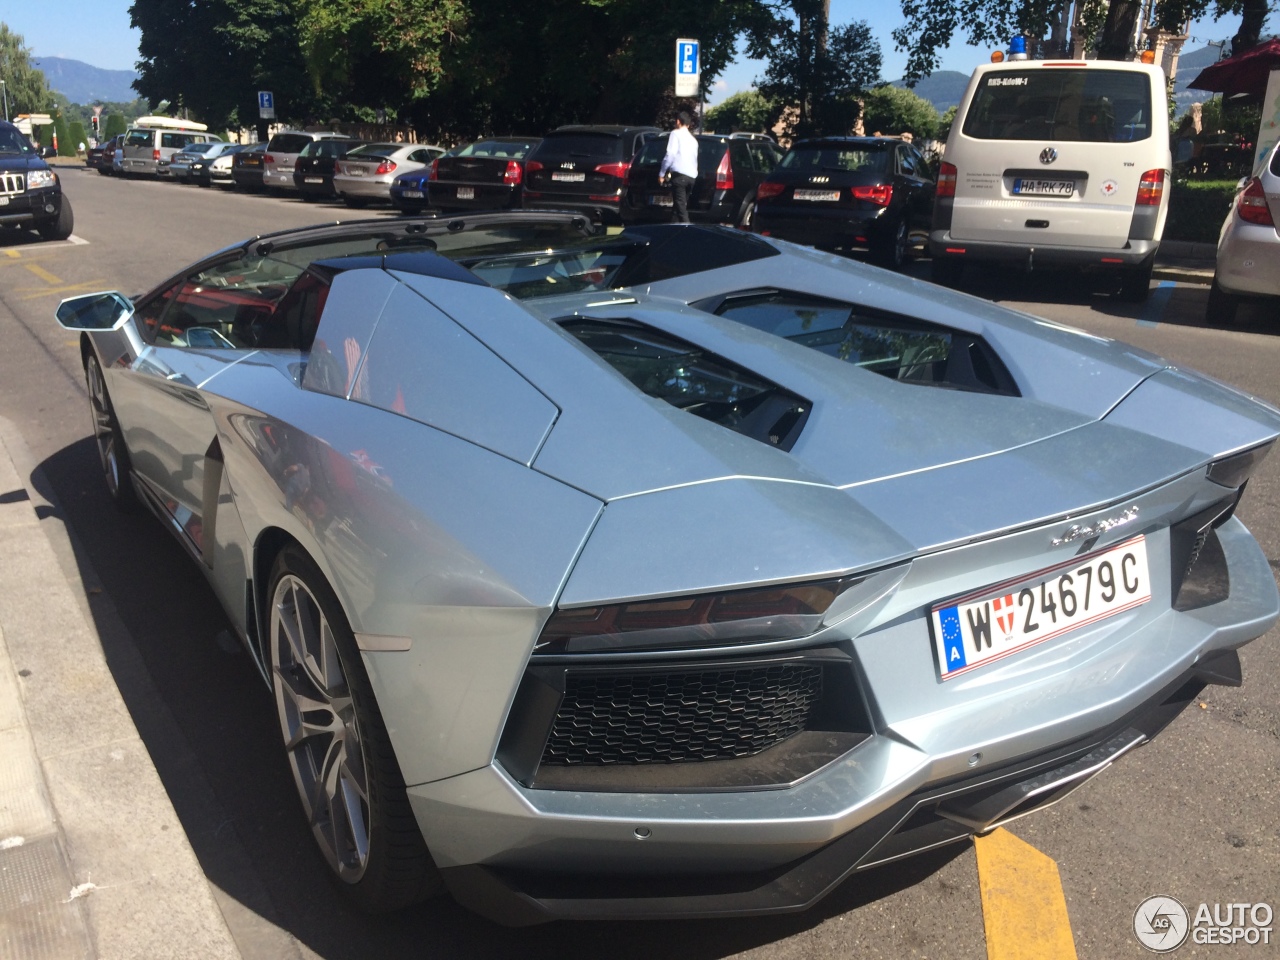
[[1156, 0, 1271, 55], [53, 111, 74, 156], [745, 1, 882, 138], [860, 85, 942, 139], [936, 104, 959, 141], [67, 120, 88, 153], [104, 113, 127, 137], [705, 90, 777, 133], [0, 23, 53, 115]]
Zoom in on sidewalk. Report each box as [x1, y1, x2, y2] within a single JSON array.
[[1153, 239, 1215, 285], [0, 423, 240, 959]]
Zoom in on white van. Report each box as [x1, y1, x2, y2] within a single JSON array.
[[119, 116, 220, 178], [930, 57, 1171, 301]]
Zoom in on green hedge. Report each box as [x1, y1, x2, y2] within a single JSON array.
[[68, 121, 88, 154], [103, 113, 127, 138], [1165, 179, 1237, 244]]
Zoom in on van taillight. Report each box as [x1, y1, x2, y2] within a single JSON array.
[[152, 148, 160, 161], [852, 183, 893, 206], [715, 151, 734, 190], [1136, 169, 1165, 206], [1236, 178, 1275, 226], [937, 161, 957, 198], [503, 160, 523, 186]]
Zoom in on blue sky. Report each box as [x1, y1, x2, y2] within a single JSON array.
[[3, 0, 1243, 100]]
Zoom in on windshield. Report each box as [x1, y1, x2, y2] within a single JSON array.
[[301, 140, 361, 158], [345, 143, 400, 159], [0, 127, 35, 155], [962, 68, 1152, 142], [779, 145, 889, 174]]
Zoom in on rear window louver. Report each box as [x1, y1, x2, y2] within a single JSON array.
[[692, 289, 1020, 397], [558, 317, 811, 451]]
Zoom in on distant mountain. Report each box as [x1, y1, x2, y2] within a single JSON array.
[[33, 57, 139, 105], [893, 70, 970, 113]]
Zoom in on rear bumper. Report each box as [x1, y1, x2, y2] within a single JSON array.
[[408, 515, 1277, 924], [120, 157, 158, 176], [929, 229, 1158, 267], [262, 168, 299, 190], [427, 182, 521, 211], [293, 173, 337, 197], [755, 205, 889, 247], [1214, 217, 1280, 298], [335, 176, 395, 199], [523, 194, 624, 225], [232, 170, 264, 188]]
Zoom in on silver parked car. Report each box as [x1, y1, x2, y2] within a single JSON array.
[[333, 141, 445, 207], [167, 141, 239, 184], [55, 214, 1280, 923], [262, 130, 350, 192], [1207, 140, 1280, 324]]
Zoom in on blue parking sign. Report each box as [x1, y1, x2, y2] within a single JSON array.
[[678, 41, 698, 75], [675, 38, 700, 96], [258, 91, 275, 119]]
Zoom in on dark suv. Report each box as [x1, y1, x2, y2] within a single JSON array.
[[622, 133, 781, 228], [0, 121, 73, 242], [522, 125, 659, 224]]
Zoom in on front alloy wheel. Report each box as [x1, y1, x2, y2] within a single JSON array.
[[268, 547, 440, 910], [85, 353, 137, 511]]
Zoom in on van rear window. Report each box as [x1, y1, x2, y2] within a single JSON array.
[[962, 69, 1152, 143]]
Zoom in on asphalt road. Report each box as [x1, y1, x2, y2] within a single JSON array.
[[0, 167, 1276, 960]]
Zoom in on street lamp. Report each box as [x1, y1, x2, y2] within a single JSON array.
[[1, 81, 8, 123]]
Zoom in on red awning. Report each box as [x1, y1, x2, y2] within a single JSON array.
[[1188, 38, 1280, 100]]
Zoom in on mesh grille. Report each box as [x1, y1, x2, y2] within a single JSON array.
[[0, 172, 26, 195], [541, 663, 823, 765]]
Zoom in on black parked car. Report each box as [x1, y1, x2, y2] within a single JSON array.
[[753, 137, 936, 270], [293, 138, 365, 201], [522, 125, 659, 224], [231, 142, 269, 191], [85, 135, 122, 175], [0, 121, 73, 242], [622, 132, 781, 228], [414, 137, 541, 213]]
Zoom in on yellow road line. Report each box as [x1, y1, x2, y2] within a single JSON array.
[[975, 828, 1078, 960], [23, 262, 62, 285], [18, 280, 106, 301], [3, 250, 18, 259]]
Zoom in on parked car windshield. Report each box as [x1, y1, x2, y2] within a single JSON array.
[[632, 136, 728, 178], [345, 143, 401, 159], [778, 144, 890, 174], [301, 140, 361, 158], [0, 127, 35, 155], [962, 69, 1152, 142]]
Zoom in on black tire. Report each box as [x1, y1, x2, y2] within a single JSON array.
[[84, 352, 139, 513], [37, 198, 74, 242], [268, 545, 442, 912], [300, 191, 317, 202], [343, 196, 369, 209], [736, 195, 756, 231], [931, 256, 964, 288], [1206, 277, 1240, 326], [875, 217, 909, 271], [1118, 258, 1154, 303], [96, 167, 111, 176]]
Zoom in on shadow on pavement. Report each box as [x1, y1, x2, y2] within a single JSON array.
[[35, 434, 969, 960]]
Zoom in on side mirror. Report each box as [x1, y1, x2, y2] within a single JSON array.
[[56, 291, 135, 332]]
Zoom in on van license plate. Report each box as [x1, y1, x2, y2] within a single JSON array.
[[931, 535, 1150, 679], [552, 172, 586, 182], [794, 189, 840, 201], [457, 187, 474, 199], [1013, 179, 1075, 196]]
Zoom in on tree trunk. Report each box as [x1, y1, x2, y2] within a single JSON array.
[[1096, 0, 1141, 61], [1231, 0, 1267, 54]]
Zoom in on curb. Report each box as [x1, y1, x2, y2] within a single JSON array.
[[1153, 264, 1214, 286], [0, 420, 241, 959]]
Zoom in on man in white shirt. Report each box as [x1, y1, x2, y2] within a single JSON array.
[[658, 111, 699, 223]]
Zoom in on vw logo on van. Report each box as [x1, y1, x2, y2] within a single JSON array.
[[1039, 147, 1058, 165]]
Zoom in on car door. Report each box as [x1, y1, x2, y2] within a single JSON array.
[[895, 144, 934, 240]]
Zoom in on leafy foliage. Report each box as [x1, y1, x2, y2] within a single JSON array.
[[53, 111, 74, 156], [104, 113, 127, 138], [705, 90, 778, 133], [1155, 0, 1271, 54], [892, 0, 1060, 82], [67, 120, 88, 153], [0, 23, 53, 115], [860, 85, 942, 139]]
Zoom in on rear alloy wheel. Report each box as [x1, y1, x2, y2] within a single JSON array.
[[84, 353, 138, 512], [736, 197, 756, 231], [1117, 258, 1154, 303], [1206, 277, 1240, 325], [876, 218, 909, 271], [37, 198, 74, 242], [269, 546, 441, 911]]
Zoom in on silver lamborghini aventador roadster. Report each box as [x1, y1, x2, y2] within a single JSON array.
[[56, 214, 1280, 924]]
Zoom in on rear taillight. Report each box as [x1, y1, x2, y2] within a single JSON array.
[[715, 150, 734, 190], [937, 161, 957, 198], [427, 159, 439, 181], [152, 148, 160, 161], [757, 181, 785, 200], [503, 160, 523, 186], [1136, 168, 1165, 206], [852, 183, 893, 206], [525, 159, 544, 174], [375, 160, 397, 175], [263, 154, 275, 164], [594, 161, 630, 179], [1236, 177, 1275, 226]]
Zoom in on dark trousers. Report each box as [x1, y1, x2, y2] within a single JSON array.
[[670, 173, 694, 223]]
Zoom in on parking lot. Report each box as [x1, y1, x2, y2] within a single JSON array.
[[0, 165, 1277, 959]]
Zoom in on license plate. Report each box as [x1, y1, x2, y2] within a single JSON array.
[[401, 189, 423, 199], [552, 172, 586, 182], [1012, 178, 1075, 196], [931, 536, 1151, 679], [348, 168, 366, 176], [794, 189, 840, 201], [648, 193, 674, 207], [457, 186, 474, 199], [0, 197, 8, 206], [304, 177, 323, 183]]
